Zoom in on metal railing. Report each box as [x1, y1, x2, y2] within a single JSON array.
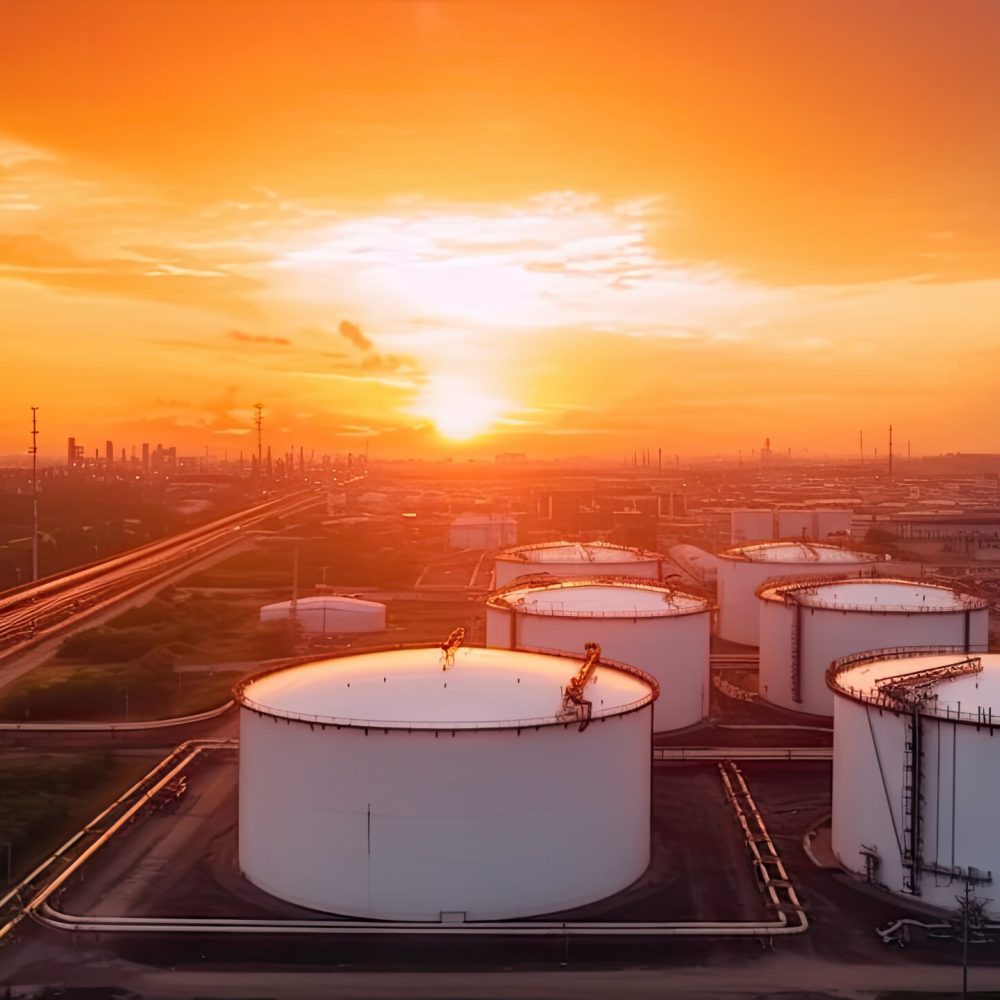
[[826, 645, 996, 726], [498, 540, 663, 563], [757, 574, 989, 613], [488, 573, 716, 608], [233, 642, 660, 732]]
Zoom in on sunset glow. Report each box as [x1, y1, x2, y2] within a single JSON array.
[[414, 377, 508, 442], [1, 2, 999, 459]]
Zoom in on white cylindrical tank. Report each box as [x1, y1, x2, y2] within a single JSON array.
[[448, 514, 518, 550], [494, 541, 664, 588], [667, 544, 719, 587], [486, 577, 711, 732], [259, 595, 386, 635], [830, 650, 1000, 915], [758, 578, 989, 716], [716, 542, 885, 646], [237, 645, 656, 921]]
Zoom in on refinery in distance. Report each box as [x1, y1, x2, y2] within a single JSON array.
[[0, 438, 998, 995]]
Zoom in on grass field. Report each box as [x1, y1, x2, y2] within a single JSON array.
[[0, 751, 157, 885], [0, 590, 287, 722]]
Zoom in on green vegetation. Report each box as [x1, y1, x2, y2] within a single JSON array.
[[184, 522, 425, 590], [0, 591, 299, 722], [0, 752, 155, 883]]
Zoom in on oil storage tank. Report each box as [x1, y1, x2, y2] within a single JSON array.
[[259, 595, 386, 635], [716, 542, 885, 646], [830, 649, 1000, 915], [494, 541, 664, 588], [758, 578, 988, 716], [486, 577, 711, 732], [236, 643, 657, 921]]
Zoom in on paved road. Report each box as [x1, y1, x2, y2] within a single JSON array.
[[4, 954, 1000, 998]]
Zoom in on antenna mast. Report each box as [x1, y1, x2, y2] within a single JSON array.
[[253, 403, 264, 472], [30, 407, 39, 582]]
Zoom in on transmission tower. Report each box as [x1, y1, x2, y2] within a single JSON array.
[[30, 407, 39, 582], [253, 403, 264, 472]]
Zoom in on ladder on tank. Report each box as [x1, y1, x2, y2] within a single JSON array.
[[789, 602, 802, 705], [874, 657, 984, 896], [901, 706, 923, 894]]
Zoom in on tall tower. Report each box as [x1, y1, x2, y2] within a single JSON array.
[[253, 403, 264, 473], [30, 407, 39, 582], [888, 424, 894, 476]]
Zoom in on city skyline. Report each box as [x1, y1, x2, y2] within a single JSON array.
[[2, 2, 1000, 458]]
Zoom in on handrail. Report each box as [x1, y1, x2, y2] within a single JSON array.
[[486, 574, 714, 618], [498, 540, 664, 563], [756, 574, 989, 612], [826, 645, 996, 725], [721, 542, 884, 565], [233, 643, 660, 731]]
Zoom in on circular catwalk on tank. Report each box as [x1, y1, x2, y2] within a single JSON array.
[[486, 575, 711, 732], [830, 649, 1000, 915], [757, 576, 988, 716]]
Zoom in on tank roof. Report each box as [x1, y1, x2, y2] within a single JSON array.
[[262, 595, 385, 613], [488, 578, 710, 618], [758, 577, 988, 613], [451, 513, 516, 525], [236, 645, 657, 731], [720, 541, 883, 565], [830, 651, 1000, 720], [498, 541, 660, 564]]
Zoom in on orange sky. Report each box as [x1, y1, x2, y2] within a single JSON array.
[[2, 0, 999, 460]]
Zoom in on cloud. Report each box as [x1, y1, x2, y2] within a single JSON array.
[[0, 232, 260, 311], [337, 319, 373, 351], [360, 352, 409, 372], [227, 329, 292, 346], [328, 319, 419, 375]]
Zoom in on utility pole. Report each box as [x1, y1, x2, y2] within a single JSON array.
[[253, 403, 264, 472], [962, 879, 970, 998], [30, 407, 39, 582]]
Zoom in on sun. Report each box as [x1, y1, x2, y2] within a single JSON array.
[[414, 376, 506, 441]]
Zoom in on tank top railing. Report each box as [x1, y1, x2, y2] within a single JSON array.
[[786, 596, 984, 614], [826, 645, 994, 725], [493, 602, 707, 620], [757, 575, 989, 612], [488, 574, 716, 610], [233, 643, 659, 731]]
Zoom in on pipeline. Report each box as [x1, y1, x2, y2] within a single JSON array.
[[16, 746, 808, 941], [0, 738, 235, 946]]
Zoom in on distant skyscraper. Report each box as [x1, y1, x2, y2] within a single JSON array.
[[67, 437, 76, 467], [105, 441, 114, 468], [142, 443, 150, 470]]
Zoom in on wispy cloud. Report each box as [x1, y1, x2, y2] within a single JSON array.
[[228, 329, 291, 346]]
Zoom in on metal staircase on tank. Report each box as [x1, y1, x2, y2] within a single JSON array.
[[901, 706, 923, 894], [789, 602, 802, 705], [875, 657, 984, 896]]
